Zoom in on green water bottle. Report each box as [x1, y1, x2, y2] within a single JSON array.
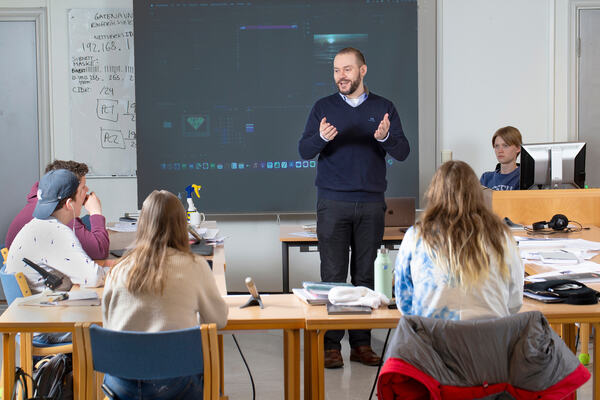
[[374, 247, 393, 299]]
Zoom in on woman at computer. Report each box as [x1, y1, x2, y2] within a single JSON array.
[[480, 126, 522, 190], [102, 190, 228, 399], [394, 160, 523, 320]]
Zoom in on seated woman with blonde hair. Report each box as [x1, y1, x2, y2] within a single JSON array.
[[102, 190, 228, 399], [395, 160, 523, 320]]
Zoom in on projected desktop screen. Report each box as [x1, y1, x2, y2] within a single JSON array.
[[134, 0, 419, 213]]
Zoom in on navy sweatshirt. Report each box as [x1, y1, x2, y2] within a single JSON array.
[[299, 92, 410, 202]]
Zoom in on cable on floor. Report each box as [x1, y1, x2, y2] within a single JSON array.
[[232, 334, 256, 400], [369, 328, 392, 400]]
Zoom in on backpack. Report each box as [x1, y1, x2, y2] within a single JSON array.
[[524, 279, 600, 305], [31, 353, 73, 400]]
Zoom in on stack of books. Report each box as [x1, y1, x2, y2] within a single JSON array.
[[292, 281, 353, 305]]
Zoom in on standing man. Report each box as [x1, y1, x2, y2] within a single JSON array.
[[299, 48, 410, 368]]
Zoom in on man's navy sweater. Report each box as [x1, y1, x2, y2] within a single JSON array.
[[299, 92, 410, 202]]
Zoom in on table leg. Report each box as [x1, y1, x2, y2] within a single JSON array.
[[551, 323, 577, 353], [73, 324, 88, 400], [3, 333, 16, 399], [282, 242, 290, 293], [304, 330, 312, 400], [580, 324, 591, 364], [317, 330, 326, 400], [594, 323, 600, 400], [564, 324, 577, 354], [19, 331, 33, 399], [304, 330, 322, 400], [283, 329, 300, 400], [218, 334, 228, 400]]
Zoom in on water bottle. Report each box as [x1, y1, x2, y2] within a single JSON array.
[[374, 247, 393, 299]]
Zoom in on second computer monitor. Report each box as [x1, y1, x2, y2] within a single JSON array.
[[520, 142, 586, 189]]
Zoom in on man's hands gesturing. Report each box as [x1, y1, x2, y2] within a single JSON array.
[[374, 113, 390, 140], [320, 117, 338, 141]]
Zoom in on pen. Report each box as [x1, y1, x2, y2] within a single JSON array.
[[48, 293, 68, 302]]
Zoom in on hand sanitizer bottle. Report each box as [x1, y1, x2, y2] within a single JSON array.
[[185, 185, 201, 226], [374, 247, 393, 299]]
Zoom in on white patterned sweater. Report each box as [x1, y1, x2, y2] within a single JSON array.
[[6, 217, 109, 293], [394, 226, 524, 320]]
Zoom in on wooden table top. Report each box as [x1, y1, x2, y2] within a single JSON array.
[[521, 226, 600, 276], [279, 225, 405, 242], [304, 303, 401, 330], [303, 226, 600, 329], [0, 242, 228, 330], [3, 226, 599, 333], [223, 294, 307, 330]]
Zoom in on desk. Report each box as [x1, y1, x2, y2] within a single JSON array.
[[303, 302, 600, 400], [0, 244, 228, 399], [279, 226, 405, 293], [303, 305, 400, 400], [303, 226, 600, 400], [491, 188, 600, 226], [0, 293, 102, 398], [222, 294, 306, 400]]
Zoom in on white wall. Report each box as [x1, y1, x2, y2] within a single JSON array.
[[1, 0, 576, 291], [439, 0, 569, 178]]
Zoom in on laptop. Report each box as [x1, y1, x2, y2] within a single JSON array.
[[384, 197, 416, 228]]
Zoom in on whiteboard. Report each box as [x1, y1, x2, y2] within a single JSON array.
[[68, 8, 136, 176]]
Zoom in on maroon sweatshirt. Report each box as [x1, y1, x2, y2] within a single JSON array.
[[4, 182, 110, 259]]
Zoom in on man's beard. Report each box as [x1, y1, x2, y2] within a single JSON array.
[[337, 77, 361, 96]]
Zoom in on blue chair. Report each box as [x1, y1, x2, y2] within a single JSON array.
[[80, 323, 219, 400], [0, 268, 73, 381]]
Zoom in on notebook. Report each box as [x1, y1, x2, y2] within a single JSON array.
[[384, 197, 416, 228], [327, 303, 372, 315]]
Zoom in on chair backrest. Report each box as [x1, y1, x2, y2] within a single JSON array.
[[88, 324, 205, 380], [0, 270, 32, 305], [1, 247, 8, 264], [377, 312, 590, 399]]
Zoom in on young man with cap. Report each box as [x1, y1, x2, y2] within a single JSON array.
[[5, 169, 110, 293], [5, 160, 109, 259]]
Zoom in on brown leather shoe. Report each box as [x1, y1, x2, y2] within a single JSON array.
[[324, 349, 344, 369], [350, 345, 381, 366]]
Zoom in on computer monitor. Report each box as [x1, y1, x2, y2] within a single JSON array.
[[519, 142, 586, 189]]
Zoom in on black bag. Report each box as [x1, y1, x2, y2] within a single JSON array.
[[524, 279, 600, 305], [31, 353, 73, 400]]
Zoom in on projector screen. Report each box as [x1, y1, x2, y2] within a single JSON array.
[[134, 0, 418, 213]]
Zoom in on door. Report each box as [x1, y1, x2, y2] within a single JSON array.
[[0, 20, 40, 246], [578, 9, 600, 188]]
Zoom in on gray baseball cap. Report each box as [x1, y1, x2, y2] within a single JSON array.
[[33, 169, 80, 219]]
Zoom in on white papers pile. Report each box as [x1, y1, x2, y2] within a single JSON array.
[[289, 231, 317, 239], [109, 222, 137, 232], [203, 229, 227, 245], [519, 236, 600, 282]]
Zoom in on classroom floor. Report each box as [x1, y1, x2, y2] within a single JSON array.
[[0, 313, 593, 399]]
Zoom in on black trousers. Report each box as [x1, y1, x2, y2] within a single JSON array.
[[316, 198, 386, 351]]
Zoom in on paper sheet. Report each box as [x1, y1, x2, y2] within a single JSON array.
[[108, 222, 137, 232], [289, 231, 317, 238]]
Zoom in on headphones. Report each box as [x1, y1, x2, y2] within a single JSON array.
[[532, 214, 569, 231]]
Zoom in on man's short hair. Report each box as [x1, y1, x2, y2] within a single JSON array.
[[492, 126, 522, 148], [45, 160, 89, 179], [336, 47, 366, 66]]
